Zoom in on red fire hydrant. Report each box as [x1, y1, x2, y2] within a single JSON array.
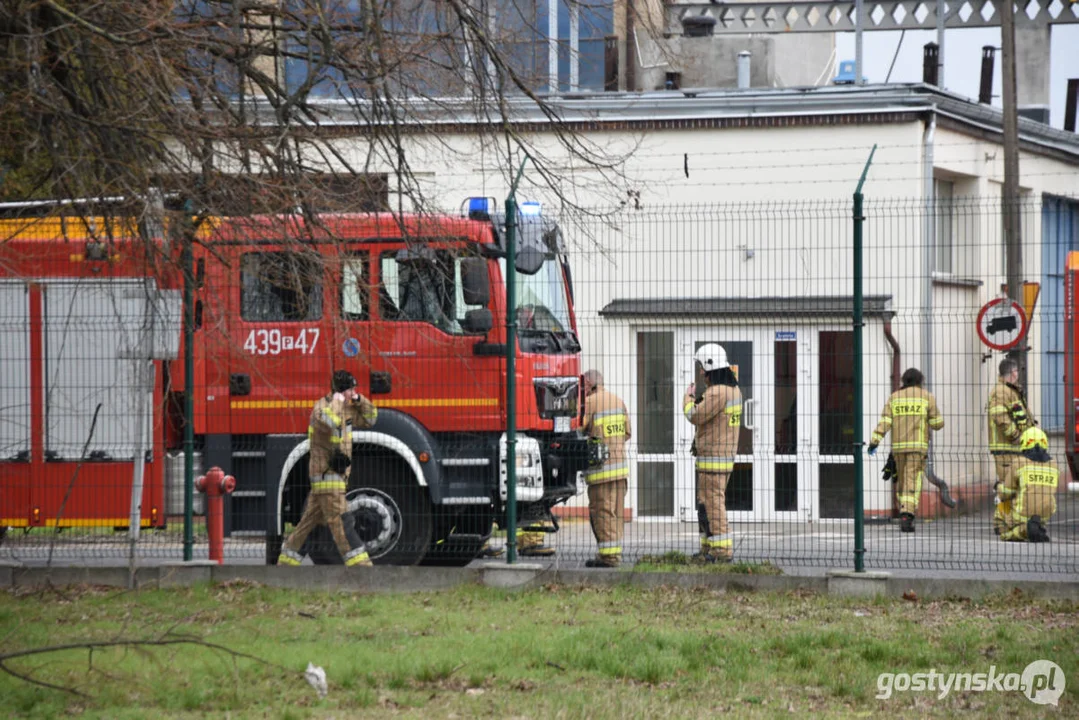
[[195, 467, 236, 564]]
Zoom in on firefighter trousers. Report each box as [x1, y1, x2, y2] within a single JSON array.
[[999, 513, 1033, 542], [588, 479, 626, 566], [992, 456, 1016, 534], [279, 492, 371, 567], [895, 452, 926, 516], [697, 471, 732, 559]]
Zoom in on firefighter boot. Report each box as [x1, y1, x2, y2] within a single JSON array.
[[1027, 515, 1050, 543], [585, 558, 620, 568], [479, 540, 505, 558], [517, 528, 555, 557], [900, 512, 915, 533]]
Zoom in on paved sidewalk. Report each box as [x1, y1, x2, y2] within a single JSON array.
[[4, 502, 1077, 579]]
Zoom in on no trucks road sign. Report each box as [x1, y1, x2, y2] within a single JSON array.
[[976, 297, 1028, 351]]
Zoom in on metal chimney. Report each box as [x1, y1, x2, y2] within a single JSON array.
[[737, 51, 751, 89], [923, 43, 939, 87], [1065, 78, 1078, 133], [979, 46, 995, 105]]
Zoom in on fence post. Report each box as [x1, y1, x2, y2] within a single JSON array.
[[182, 212, 196, 562], [853, 145, 877, 573], [504, 156, 529, 564]]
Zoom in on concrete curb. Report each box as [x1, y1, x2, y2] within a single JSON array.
[[828, 570, 892, 598], [3, 564, 1078, 601]]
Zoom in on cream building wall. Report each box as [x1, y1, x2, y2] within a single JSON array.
[[320, 97, 1079, 517]]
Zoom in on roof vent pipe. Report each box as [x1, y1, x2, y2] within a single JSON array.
[[979, 46, 995, 105], [737, 51, 751, 89]]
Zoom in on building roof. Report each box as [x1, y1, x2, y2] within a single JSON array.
[[295, 83, 1079, 163], [599, 295, 895, 319]]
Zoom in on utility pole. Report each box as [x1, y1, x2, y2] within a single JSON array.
[[855, 0, 864, 85], [936, 0, 945, 88], [1000, 0, 1026, 387]]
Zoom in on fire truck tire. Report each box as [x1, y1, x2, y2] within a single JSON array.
[[305, 464, 433, 566]]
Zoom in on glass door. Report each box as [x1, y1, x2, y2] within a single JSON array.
[[810, 328, 857, 521], [674, 330, 773, 523], [634, 331, 676, 520]]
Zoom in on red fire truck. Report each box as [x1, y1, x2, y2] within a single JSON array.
[[0, 215, 178, 537], [0, 204, 589, 564]]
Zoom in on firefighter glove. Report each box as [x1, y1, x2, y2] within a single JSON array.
[[1010, 402, 1029, 425], [867, 444, 877, 457], [329, 450, 352, 474], [881, 453, 898, 483]]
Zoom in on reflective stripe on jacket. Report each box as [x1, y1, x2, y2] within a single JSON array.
[[685, 384, 741, 472], [870, 386, 944, 454], [1000, 457, 1058, 522], [986, 380, 1033, 453], [308, 392, 378, 488], [582, 388, 631, 484]]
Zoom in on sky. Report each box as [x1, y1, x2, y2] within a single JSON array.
[[836, 25, 1079, 131]]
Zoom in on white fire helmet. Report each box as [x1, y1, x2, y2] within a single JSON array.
[[695, 343, 729, 372]]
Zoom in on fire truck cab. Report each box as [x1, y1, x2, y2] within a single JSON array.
[[176, 205, 589, 565]]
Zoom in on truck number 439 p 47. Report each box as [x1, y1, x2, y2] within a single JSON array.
[[243, 328, 320, 355]]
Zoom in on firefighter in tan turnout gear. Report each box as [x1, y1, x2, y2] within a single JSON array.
[[581, 370, 631, 568], [278, 370, 377, 567], [987, 358, 1037, 535], [998, 427, 1057, 542], [683, 344, 741, 563], [868, 368, 944, 534]]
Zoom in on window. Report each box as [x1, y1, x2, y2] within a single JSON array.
[[636, 332, 674, 455], [934, 178, 954, 274], [282, 0, 364, 98], [1042, 196, 1079, 431], [527, 0, 614, 92], [241, 252, 323, 322], [341, 254, 368, 321], [175, 0, 242, 97], [379, 247, 483, 333], [819, 331, 854, 455]]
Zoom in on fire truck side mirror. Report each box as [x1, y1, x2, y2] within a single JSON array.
[[460, 258, 489, 306], [462, 308, 493, 334]]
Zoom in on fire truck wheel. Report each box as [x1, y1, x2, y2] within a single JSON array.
[[345, 479, 432, 565]]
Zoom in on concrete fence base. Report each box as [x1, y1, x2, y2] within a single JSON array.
[[2, 560, 1078, 601]]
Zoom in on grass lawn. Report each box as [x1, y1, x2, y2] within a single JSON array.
[[1, 580, 1075, 718]]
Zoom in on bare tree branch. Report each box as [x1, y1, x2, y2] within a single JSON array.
[[0, 635, 293, 698]]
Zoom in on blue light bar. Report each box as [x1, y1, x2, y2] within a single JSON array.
[[468, 197, 491, 215]]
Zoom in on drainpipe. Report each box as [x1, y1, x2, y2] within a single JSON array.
[[920, 109, 957, 510], [883, 318, 901, 518], [883, 318, 901, 393], [922, 109, 936, 386]]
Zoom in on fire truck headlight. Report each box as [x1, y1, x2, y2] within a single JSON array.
[[500, 434, 544, 502]]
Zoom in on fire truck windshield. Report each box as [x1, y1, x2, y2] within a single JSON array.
[[500, 257, 577, 354]]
